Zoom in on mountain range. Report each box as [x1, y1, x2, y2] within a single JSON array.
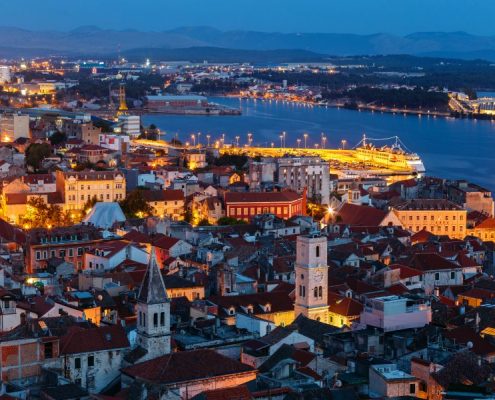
[[3, 26, 495, 61]]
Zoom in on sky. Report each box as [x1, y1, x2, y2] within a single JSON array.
[[4, 0, 495, 35]]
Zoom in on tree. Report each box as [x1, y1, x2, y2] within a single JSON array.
[[22, 197, 72, 229], [184, 209, 192, 223], [82, 196, 98, 214], [49, 131, 67, 146], [25, 143, 52, 172], [197, 218, 212, 226], [119, 189, 153, 218], [217, 217, 247, 225]]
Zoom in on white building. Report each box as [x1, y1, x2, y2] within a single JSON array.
[[360, 295, 431, 332], [0, 66, 11, 84], [0, 112, 30, 141], [369, 363, 419, 398], [117, 115, 140, 138]]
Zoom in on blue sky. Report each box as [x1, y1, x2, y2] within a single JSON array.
[[4, 0, 495, 35]]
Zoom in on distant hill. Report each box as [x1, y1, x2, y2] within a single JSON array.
[[3, 26, 495, 61]]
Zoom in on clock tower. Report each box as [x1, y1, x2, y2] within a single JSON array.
[[294, 233, 329, 323]]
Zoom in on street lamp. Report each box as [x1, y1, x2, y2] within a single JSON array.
[[197, 132, 201, 147], [341, 139, 347, 150], [322, 135, 327, 149], [279, 134, 283, 148], [206, 134, 211, 147], [282, 131, 286, 147], [247, 132, 253, 147], [235, 135, 240, 147], [304, 133, 308, 149], [297, 138, 301, 148], [271, 142, 275, 148], [191, 134, 196, 147]]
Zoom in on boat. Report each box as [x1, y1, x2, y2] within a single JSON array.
[[354, 135, 426, 175]]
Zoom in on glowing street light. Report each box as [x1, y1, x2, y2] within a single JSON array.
[[282, 131, 286, 147], [303, 133, 308, 149], [191, 134, 196, 147], [197, 132, 201, 147], [297, 138, 301, 148], [206, 134, 211, 147], [279, 134, 283, 148], [271, 142, 275, 148], [247, 132, 253, 147], [235, 135, 240, 147], [341, 139, 347, 150]]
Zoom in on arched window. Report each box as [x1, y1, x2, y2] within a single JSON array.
[[316, 245, 320, 258], [314, 287, 318, 298], [319, 286, 323, 298]]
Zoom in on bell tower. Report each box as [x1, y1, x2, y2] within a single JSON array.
[[135, 247, 171, 361], [294, 233, 329, 323]]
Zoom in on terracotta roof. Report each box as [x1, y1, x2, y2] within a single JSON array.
[[225, 190, 302, 204], [60, 325, 129, 355], [328, 297, 363, 317], [336, 203, 387, 227], [200, 385, 252, 400], [142, 189, 184, 202], [411, 228, 435, 243], [389, 264, 423, 279], [409, 253, 460, 272], [0, 218, 26, 244], [153, 235, 180, 250], [208, 291, 294, 315], [394, 199, 463, 211], [121, 349, 254, 384], [475, 218, 495, 230], [122, 230, 153, 244], [444, 326, 495, 356], [5, 192, 63, 205]]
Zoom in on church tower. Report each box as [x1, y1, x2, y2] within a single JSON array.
[[135, 247, 171, 361], [294, 233, 329, 323]]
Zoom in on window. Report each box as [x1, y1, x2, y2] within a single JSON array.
[[88, 355, 94, 367], [153, 313, 158, 327], [435, 272, 440, 281], [36, 251, 41, 260], [450, 271, 456, 279], [319, 286, 323, 298], [44, 342, 53, 359], [316, 245, 320, 258], [160, 312, 165, 326], [410, 384, 416, 394], [75, 357, 81, 369], [314, 287, 318, 298]]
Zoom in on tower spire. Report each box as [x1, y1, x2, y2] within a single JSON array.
[[137, 247, 169, 304], [116, 82, 128, 117]]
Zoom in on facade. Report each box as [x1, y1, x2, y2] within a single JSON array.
[[55, 170, 126, 211], [447, 181, 494, 216], [249, 156, 330, 204], [294, 234, 329, 324], [117, 115, 140, 138], [369, 363, 419, 398], [185, 152, 207, 170], [141, 189, 184, 220], [225, 190, 306, 221], [0, 65, 10, 84], [145, 95, 208, 113], [0, 112, 30, 142], [391, 199, 467, 239], [360, 295, 431, 332]]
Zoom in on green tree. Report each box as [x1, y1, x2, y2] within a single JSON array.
[[49, 131, 67, 146], [197, 218, 212, 226], [23, 197, 71, 228], [119, 189, 153, 218], [184, 209, 192, 223], [217, 217, 247, 225], [25, 143, 52, 172], [82, 196, 98, 214]]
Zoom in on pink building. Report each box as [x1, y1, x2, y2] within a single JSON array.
[[360, 295, 431, 332]]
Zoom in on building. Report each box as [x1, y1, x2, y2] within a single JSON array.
[[249, 156, 330, 204], [294, 234, 329, 324], [360, 295, 431, 332], [141, 189, 185, 220], [369, 363, 419, 398], [0, 65, 11, 84], [134, 248, 171, 362], [225, 190, 306, 221], [185, 151, 207, 170], [117, 115, 140, 138], [121, 349, 256, 399], [0, 112, 30, 142], [145, 95, 208, 113], [447, 180, 494, 216], [55, 170, 126, 211], [391, 199, 467, 239], [60, 325, 130, 393], [1, 192, 64, 225]]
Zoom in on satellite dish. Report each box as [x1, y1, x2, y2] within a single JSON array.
[[334, 380, 343, 388], [467, 341, 474, 349]]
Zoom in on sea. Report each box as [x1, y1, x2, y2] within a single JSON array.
[[142, 96, 495, 193]]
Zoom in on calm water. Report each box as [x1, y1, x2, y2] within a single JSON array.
[[143, 97, 495, 193]]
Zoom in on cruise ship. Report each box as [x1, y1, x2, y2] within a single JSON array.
[[354, 135, 426, 175]]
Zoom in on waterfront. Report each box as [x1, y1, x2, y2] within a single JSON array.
[[143, 97, 495, 192]]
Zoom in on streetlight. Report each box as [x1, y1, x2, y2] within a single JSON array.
[[191, 134, 196, 147], [314, 144, 319, 149], [282, 131, 286, 147], [341, 139, 347, 150], [322, 135, 327, 149], [271, 142, 274, 148], [197, 132, 201, 147], [303, 133, 308, 149], [247, 132, 253, 147], [206, 134, 211, 147], [297, 138, 301, 148], [279, 134, 283, 148], [235, 136, 240, 147]]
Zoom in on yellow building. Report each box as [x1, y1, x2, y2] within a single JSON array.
[[328, 297, 364, 328], [55, 170, 126, 211], [468, 217, 495, 243], [392, 199, 467, 239], [141, 189, 185, 220]]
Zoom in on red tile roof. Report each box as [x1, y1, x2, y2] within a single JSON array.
[[336, 203, 387, 227], [201, 385, 252, 400], [328, 297, 363, 317], [153, 235, 180, 250], [121, 349, 254, 384], [389, 264, 423, 279], [409, 253, 460, 272], [60, 325, 129, 355], [225, 190, 302, 204]]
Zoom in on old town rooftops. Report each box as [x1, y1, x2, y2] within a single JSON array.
[[27, 224, 102, 244], [60, 324, 130, 355], [121, 348, 254, 384], [393, 199, 464, 211], [61, 170, 124, 180]]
